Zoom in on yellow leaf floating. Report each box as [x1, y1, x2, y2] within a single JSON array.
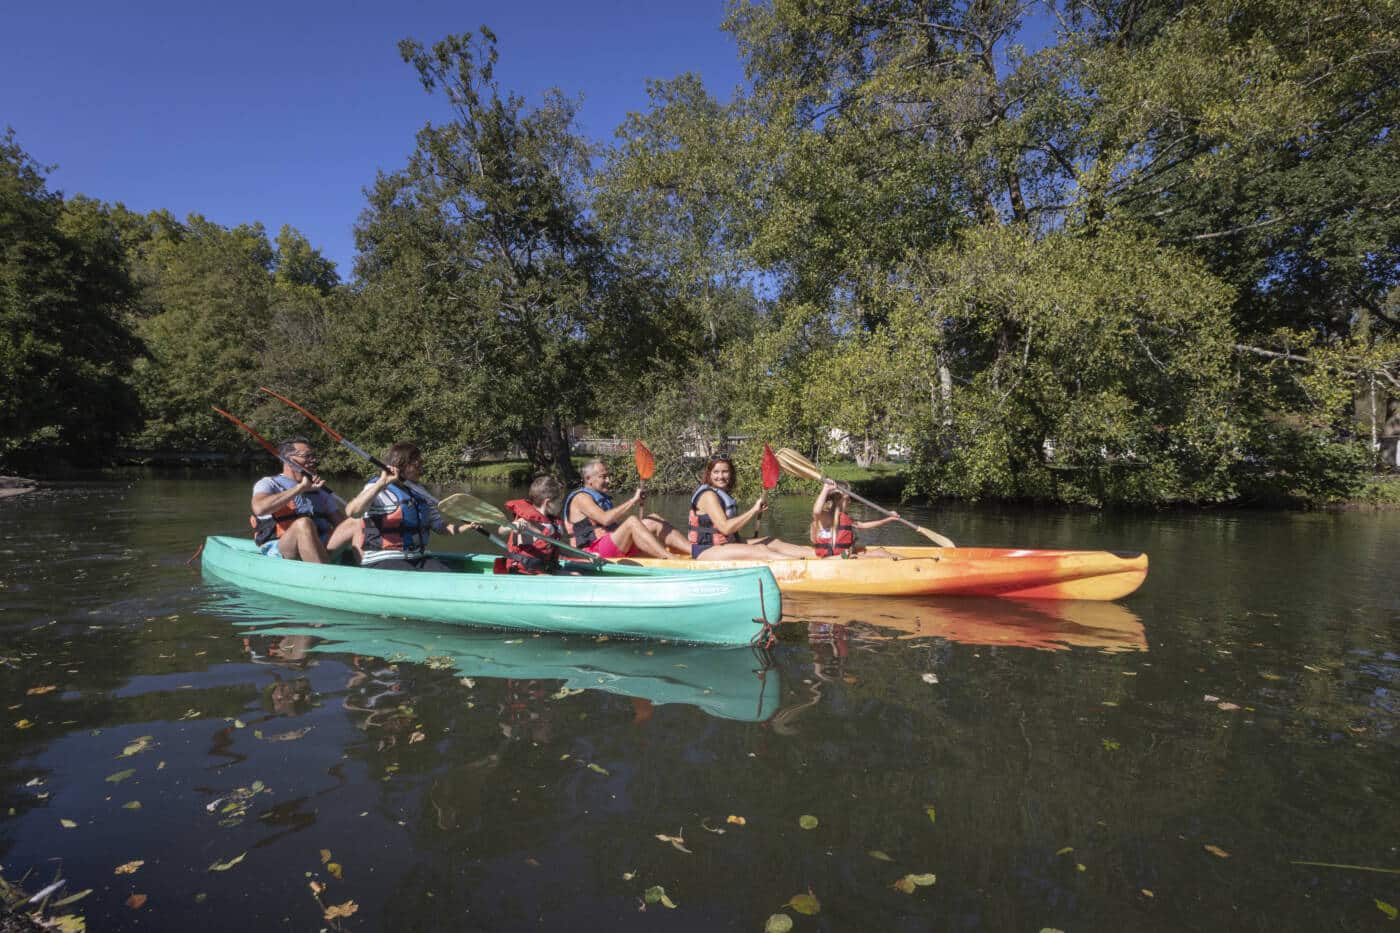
[[786, 893, 820, 916], [15, 719, 34, 730], [320, 849, 332, 864], [324, 901, 358, 920], [868, 850, 893, 862], [764, 914, 794, 933], [1203, 844, 1230, 859], [106, 769, 135, 784], [726, 815, 746, 826], [798, 815, 818, 830], [27, 685, 57, 695], [1055, 847, 1074, 856], [1376, 899, 1397, 920], [587, 763, 609, 776], [114, 861, 144, 875], [924, 805, 936, 825], [208, 852, 246, 872], [60, 819, 77, 828], [893, 876, 916, 895], [119, 736, 154, 757], [327, 863, 343, 880]]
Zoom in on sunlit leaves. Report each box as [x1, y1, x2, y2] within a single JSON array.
[[208, 852, 247, 872], [798, 815, 818, 830], [785, 892, 820, 915], [764, 914, 794, 932]]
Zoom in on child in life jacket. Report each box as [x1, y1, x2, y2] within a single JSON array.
[[501, 476, 566, 574], [810, 480, 899, 558]]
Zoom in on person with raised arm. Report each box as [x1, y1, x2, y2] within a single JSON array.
[[563, 460, 688, 559], [343, 442, 468, 571], [249, 437, 357, 562], [689, 455, 815, 560]]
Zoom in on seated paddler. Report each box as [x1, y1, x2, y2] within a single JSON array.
[[689, 454, 816, 560], [501, 476, 566, 574], [249, 437, 358, 563], [563, 459, 686, 559], [344, 442, 468, 571]]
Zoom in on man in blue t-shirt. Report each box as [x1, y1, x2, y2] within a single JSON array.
[[249, 437, 356, 562]]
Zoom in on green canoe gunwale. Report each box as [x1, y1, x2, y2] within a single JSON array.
[[200, 535, 781, 646]]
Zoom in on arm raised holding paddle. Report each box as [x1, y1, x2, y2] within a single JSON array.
[[777, 447, 955, 548]]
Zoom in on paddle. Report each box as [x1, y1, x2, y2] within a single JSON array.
[[437, 492, 603, 566], [774, 447, 956, 548], [758, 444, 780, 534], [257, 386, 439, 503], [633, 440, 655, 495], [212, 406, 345, 508]]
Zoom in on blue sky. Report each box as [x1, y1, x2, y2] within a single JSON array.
[[3, 0, 748, 275]]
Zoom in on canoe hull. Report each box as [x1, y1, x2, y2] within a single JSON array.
[[200, 536, 781, 645], [622, 546, 1148, 601]]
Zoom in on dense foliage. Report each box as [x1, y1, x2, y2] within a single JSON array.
[[3, 2, 1397, 504]]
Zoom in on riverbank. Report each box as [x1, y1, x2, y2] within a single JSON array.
[[0, 477, 37, 500]]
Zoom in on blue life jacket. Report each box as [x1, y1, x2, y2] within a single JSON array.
[[563, 487, 614, 547], [361, 482, 436, 561]]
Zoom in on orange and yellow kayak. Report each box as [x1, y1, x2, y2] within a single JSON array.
[[621, 546, 1148, 601]]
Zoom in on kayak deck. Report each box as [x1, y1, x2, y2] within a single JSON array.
[[200, 536, 781, 645], [620, 546, 1148, 600]]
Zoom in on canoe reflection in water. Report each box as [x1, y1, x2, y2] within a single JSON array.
[[206, 582, 781, 723], [783, 594, 1148, 653]]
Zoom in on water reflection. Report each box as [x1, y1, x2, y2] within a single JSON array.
[[784, 593, 1148, 653], [205, 583, 780, 723]]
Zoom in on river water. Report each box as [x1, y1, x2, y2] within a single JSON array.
[[0, 473, 1396, 931]]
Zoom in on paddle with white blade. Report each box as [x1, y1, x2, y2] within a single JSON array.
[[774, 447, 956, 548], [436, 492, 604, 567]]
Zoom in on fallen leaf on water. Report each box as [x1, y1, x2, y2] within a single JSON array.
[[1217, 702, 1241, 711], [622, 871, 635, 881], [324, 900, 358, 920], [798, 815, 819, 830], [409, 731, 426, 744], [194, 893, 207, 903], [27, 685, 57, 695], [786, 892, 820, 915], [1056, 847, 1074, 856], [327, 862, 343, 880], [1203, 694, 1220, 703], [920, 673, 939, 684], [261, 727, 312, 742], [15, 719, 33, 730], [765, 914, 793, 933], [909, 873, 936, 886], [50, 918, 85, 933], [208, 852, 247, 872], [587, 763, 609, 776], [643, 885, 670, 906], [1377, 899, 1397, 920], [60, 818, 77, 828], [1076, 863, 1087, 872], [125, 894, 147, 909], [726, 815, 746, 826], [892, 876, 916, 894], [1101, 738, 1120, 751], [122, 801, 141, 810], [1141, 889, 1154, 897], [106, 769, 135, 784], [114, 861, 144, 875], [868, 850, 893, 862], [309, 881, 325, 896], [320, 849, 332, 864], [700, 818, 725, 834], [924, 804, 936, 825], [119, 736, 154, 757], [1204, 844, 1230, 859]]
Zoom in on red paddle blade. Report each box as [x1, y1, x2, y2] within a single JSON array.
[[634, 440, 656, 481], [761, 444, 781, 490]]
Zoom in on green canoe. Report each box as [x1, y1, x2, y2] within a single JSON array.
[[200, 536, 781, 646], [206, 586, 781, 722]]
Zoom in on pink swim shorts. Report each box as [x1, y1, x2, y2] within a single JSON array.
[[583, 533, 639, 559]]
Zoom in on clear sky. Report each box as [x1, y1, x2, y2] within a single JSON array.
[[3, 0, 748, 276]]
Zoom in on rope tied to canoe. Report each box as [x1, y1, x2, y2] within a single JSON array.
[[752, 579, 778, 650]]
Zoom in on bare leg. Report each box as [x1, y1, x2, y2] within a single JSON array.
[[608, 516, 673, 559], [641, 514, 689, 554], [695, 542, 792, 561], [747, 536, 818, 558], [278, 517, 330, 563], [326, 517, 361, 561]]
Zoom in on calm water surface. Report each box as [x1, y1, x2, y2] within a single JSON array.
[[1, 473, 1397, 931]]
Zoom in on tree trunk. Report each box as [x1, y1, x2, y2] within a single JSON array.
[[517, 416, 579, 485]]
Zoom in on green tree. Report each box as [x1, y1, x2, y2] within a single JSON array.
[[0, 131, 142, 466], [347, 29, 662, 481]]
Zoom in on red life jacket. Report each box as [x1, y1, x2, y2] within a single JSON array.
[[503, 499, 561, 574], [812, 513, 855, 557]]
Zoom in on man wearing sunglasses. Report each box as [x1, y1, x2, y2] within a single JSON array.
[[249, 437, 356, 562]]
